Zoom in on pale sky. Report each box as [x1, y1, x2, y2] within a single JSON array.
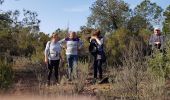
[[0, 0, 169, 34]]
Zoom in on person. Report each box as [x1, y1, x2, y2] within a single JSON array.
[[44, 32, 62, 85], [149, 27, 165, 53], [89, 30, 105, 83], [60, 32, 83, 81]]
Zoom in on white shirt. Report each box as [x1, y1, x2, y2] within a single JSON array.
[[59, 37, 83, 55], [45, 41, 61, 60]]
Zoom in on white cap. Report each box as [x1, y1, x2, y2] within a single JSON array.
[[154, 27, 160, 30]]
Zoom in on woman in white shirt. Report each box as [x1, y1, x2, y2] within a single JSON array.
[[44, 32, 62, 85]]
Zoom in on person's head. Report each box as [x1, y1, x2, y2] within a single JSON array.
[[154, 27, 161, 35], [92, 30, 101, 37], [69, 31, 77, 39], [51, 32, 59, 41]]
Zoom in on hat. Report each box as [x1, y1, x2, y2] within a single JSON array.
[[154, 27, 160, 31]]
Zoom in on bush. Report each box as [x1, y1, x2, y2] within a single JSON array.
[[0, 61, 13, 89], [148, 43, 170, 78], [102, 38, 166, 100]]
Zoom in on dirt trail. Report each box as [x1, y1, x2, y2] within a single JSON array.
[[0, 95, 96, 100], [4, 62, 111, 100]]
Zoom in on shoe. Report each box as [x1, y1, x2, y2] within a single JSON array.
[[92, 78, 97, 84], [46, 81, 51, 86], [68, 79, 72, 81], [55, 81, 60, 85], [56, 83, 60, 86]]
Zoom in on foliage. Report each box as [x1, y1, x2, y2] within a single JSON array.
[[163, 5, 170, 34], [127, 15, 151, 34], [105, 28, 130, 65], [87, 0, 130, 32], [148, 41, 170, 78], [0, 0, 4, 4], [134, 0, 163, 26], [0, 1, 169, 97], [0, 61, 13, 89]]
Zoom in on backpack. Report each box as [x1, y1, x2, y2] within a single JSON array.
[[101, 50, 106, 63], [48, 41, 51, 57], [89, 39, 107, 63], [89, 39, 98, 56]]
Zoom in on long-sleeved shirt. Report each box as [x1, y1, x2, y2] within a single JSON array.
[[44, 41, 61, 60], [59, 37, 83, 55], [149, 34, 165, 49]]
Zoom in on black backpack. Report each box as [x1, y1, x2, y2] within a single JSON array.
[[89, 39, 98, 56], [89, 39, 106, 63]]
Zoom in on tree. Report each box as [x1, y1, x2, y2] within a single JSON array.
[[163, 5, 170, 34], [127, 15, 151, 34], [134, 0, 163, 26], [87, 0, 130, 32], [0, 8, 41, 57], [0, 0, 4, 4]]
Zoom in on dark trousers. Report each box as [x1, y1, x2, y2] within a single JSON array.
[[48, 60, 60, 82], [93, 59, 103, 79]]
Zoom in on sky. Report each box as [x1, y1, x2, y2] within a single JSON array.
[[0, 0, 170, 34]]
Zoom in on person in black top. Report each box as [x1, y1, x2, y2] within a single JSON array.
[[89, 30, 105, 83]]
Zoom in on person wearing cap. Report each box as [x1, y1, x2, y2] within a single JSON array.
[[59, 32, 83, 81], [149, 27, 165, 52], [44, 32, 62, 85]]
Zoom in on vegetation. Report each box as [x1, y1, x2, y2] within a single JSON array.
[[0, 61, 13, 89], [0, 0, 170, 99]]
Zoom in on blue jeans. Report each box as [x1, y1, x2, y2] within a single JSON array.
[[66, 55, 78, 80]]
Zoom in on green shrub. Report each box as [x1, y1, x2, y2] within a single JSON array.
[[0, 61, 13, 89], [148, 41, 170, 78]]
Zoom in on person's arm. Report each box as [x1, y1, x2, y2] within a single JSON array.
[[91, 36, 103, 46], [160, 35, 165, 50], [149, 35, 153, 46], [59, 38, 66, 49], [44, 41, 50, 64], [78, 39, 83, 49]]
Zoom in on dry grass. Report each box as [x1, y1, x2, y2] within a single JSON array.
[[0, 95, 96, 100], [94, 38, 167, 100]]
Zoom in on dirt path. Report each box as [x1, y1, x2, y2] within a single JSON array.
[[0, 95, 96, 100], [4, 62, 112, 100]]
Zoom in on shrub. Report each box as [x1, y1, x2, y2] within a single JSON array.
[[101, 37, 166, 100], [0, 61, 13, 89], [148, 41, 170, 78]]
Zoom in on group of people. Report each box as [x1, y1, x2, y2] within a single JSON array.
[[44, 30, 105, 85], [44, 27, 165, 85]]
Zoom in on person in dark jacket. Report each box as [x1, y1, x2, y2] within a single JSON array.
[[89, 30, 105, 83]]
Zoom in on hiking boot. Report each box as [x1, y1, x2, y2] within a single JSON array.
[[55, 80, 60, 85], [47, 80, 51, 86], [68, 78, 72, 81], [92, 78, 97, 84]]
